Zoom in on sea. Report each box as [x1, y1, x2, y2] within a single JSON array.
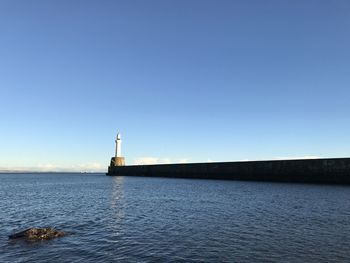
[[1, 173, 350, 262]]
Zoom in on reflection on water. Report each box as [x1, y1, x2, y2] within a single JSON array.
[[109, 176, 125, 232], [111, 176, 124, 209], [1, 173, 350, 262]]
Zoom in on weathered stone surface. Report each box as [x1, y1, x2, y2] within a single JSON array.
[[110, 157, 125, 167], [9, 228, 65, 241]]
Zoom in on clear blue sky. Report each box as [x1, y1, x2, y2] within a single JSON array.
[[1, 0, 350, 172]]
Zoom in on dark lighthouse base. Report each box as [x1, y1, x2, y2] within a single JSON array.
[[107, 157, 350, 185]]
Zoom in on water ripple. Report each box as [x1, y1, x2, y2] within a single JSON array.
[[1, 173, 350, 262]]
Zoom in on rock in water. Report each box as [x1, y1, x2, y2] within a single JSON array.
[[9, 228, 65, 241]]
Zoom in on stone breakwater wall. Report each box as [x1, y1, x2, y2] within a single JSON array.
[[107, 158, 350, 184]]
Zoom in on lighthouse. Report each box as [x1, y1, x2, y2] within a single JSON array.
[[110, 132, 125, 167], [115, 133, 122, 158]]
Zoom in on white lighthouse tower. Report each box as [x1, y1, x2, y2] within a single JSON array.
[[111, 132, 125, 167], [115, 133, 122, 158]]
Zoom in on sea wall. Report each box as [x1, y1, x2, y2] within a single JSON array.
[[107, 158, 350, 184]]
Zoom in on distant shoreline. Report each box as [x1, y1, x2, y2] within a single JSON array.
[[0, 171, 104, 174]]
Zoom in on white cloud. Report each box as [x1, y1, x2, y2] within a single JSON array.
[[231, 156, 322, 162], [0, 162, 106, 173], [160, 158, 171, 164], [133, 157, 159, 165], [230, 156, 322, 162], [273, 156, 321, 160], [133, 157, 190, 165]]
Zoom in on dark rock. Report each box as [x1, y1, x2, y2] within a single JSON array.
[[9, 228, 65, 241]]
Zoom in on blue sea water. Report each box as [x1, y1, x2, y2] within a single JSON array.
[[1, 173, 350, 262]]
